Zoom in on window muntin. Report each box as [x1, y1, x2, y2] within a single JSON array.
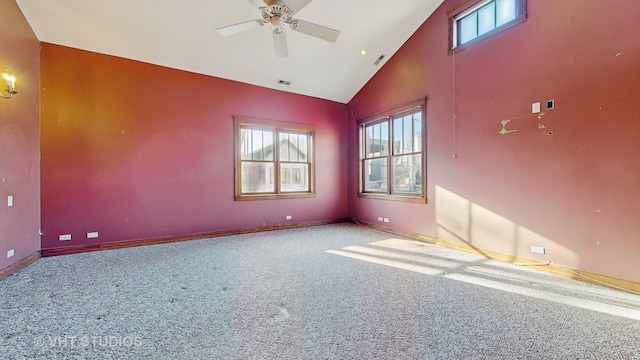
[[449, 0, 526, 51], [234, 117, 315, 200], [359, 100, 426, 203]]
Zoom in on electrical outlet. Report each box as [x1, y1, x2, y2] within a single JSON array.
[[59, 234, 72, 241], [87, 232, 99, 239], [377, 217, 383, 222], [531, 246, 546, 254], [383, 218, 390, 223], [285, 215, 292, 220], [7, 195, 13, 207], [7, 249, 14, 258]]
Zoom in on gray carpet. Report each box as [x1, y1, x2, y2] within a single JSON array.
[[1, 223, 640, 359]]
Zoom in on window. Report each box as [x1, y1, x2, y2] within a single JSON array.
[[359, 99, 426, 203], [449, 0, 526, 52], [234, 116, 315, 200]]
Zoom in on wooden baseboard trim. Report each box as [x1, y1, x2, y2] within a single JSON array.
[[350, 219, 640, 294], [0, 251, 41, 281], [42, 218, 349, 257]]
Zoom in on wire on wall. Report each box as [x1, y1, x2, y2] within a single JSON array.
[[451, 48, 458, 158]]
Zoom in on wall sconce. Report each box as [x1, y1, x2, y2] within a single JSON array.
[[1, 72, 17, 99]]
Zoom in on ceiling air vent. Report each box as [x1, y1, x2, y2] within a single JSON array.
[[374, 54, 386, 66], [278, 79, 291, 86]]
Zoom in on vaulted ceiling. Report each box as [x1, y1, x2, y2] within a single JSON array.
[[16, 0, 444, 103]]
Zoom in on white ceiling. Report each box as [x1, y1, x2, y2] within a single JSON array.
[[16, 0, 444, 104]]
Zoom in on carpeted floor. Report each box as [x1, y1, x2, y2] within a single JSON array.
[[1, 223, 640, 359]]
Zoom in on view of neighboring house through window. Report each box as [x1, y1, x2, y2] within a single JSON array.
[[359, 99, 426, 203], [279, 132, 309, 192], [449, 0, 526, 51], [234, 116, 314, 200]]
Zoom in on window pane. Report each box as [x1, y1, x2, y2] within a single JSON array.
[[365, 125, 375, 158], [281, 163, 309, 192], [241, 162, 275, 193], [279, 133, 290, 162], [250, 130, 263, 160], [380, 121, 389, 156], [364, 158, 388, 192], [280, 132, 308, 163], [297, 134, 308, 161], [393, 113, 421, 155], [392, 154, 422, 194], [393, 117, 402, 154], [402, 115, 412, 153], [290, 134, 299, 162], [460, 12, 478, 44], [373, 124, 380, 156], [292, 168, 301, 184], [250, 130, 274, 161], [240, 129, 252, 160], [281, 167, 291, 184], [413, 112, 422, 152], [478, 2, 496, 36], [263, 131, 273, 161], [365, 121, 389, 158], [496, 0, 516, 27]]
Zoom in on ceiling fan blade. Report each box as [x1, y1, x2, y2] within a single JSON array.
[[216, 20, 263, 37], [247, 0, 266, 8], [290, 20, 340, 43], [273, 29, 289, 57], [286, 0, 313, 15]]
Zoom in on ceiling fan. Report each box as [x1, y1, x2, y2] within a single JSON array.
[[216, 0, 340, 57]]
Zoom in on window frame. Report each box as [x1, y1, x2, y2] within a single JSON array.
[[448, 0, 527, 54], [358, 99, 427, 204], [234, 116, 315, 201]]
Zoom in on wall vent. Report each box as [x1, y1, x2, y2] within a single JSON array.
[[374, 54, 386, 65], [278, 79, 291, 86]]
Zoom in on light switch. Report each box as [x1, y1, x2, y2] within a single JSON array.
[[532, 102, 541, 113]]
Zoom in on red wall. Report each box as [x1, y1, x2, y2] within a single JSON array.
[[348, 0, 640, 282], [40, 44, 348, 250], [9, 0, 640, 284], [0, 0, 41, 270]]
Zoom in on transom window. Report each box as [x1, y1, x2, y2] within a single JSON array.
[[358, 99, 426, 203], [449, 0, 526, 51], [234, 116, 315, 200]]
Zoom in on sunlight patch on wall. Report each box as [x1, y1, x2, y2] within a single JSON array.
[[435, 185, 470, 242], [470, 203, 517, 254], [435, 185, 579, 268]]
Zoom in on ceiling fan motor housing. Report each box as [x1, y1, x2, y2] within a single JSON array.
[[261, 2, 293, 26]]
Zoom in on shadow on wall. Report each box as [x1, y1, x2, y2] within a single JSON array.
[[434, 185, 579, 268]]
